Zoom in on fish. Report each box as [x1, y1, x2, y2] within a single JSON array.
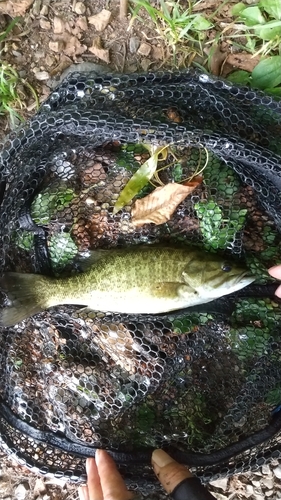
[[0, 246, 255, 327]]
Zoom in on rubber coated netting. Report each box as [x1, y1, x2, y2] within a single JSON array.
[[0, 69, 281, 491]]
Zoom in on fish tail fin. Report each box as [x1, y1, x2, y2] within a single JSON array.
[[0, 272, 47, 327]]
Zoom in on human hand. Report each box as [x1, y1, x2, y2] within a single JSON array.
[[79, 449, 214, 500], [268, 265, 281, 298], [78, 449, 134, 500]]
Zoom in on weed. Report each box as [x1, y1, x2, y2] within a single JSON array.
[[130, 0, 213, 64], [0, 19, 38, 128]]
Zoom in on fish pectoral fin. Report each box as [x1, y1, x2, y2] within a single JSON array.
[[182, 270, 201, 290], [152, 282, 197, 299]]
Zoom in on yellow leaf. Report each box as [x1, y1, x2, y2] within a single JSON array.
[[131, 181, 201, 227], [113, 145, 167, 215]]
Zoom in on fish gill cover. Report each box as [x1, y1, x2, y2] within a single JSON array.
[[0, 69, 281, 491]]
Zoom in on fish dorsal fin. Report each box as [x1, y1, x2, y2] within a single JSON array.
[[78, 249, 117, 271]]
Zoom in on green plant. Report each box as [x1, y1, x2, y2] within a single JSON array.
[[229, 1, 281, 92], [0, 19, 39, 127], [130, 0, 213, 62]]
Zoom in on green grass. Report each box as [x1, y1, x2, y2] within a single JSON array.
[[130, 0, 281, 92], [0, 19, 38, 128], [130, 0, 214, 64]]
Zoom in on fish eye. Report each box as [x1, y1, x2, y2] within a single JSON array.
[[222, 263, 232, 272]]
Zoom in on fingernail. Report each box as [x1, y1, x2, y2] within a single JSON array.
[[95, 448, 106, 465], [86, 457, 95, 474], [151, 449, 175, 468]]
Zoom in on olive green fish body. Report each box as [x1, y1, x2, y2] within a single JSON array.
[[0, 246, 255, 326]]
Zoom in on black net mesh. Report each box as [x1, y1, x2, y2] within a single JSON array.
[[0, 69, 281, 491]]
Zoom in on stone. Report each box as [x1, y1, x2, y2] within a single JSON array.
[[137, 42, 151, 56], [261, 477, 274, 489], [88, 37, 110, 63], [273, 466, 281, 479], [209, 477, 228, 491], [129, 36, 140, 54], [34, 70, 50, 80], [49, 41, 64, 52], [53, 16, 65, 34], [74, 1, 86, 14], [76, 16, 88, 31], [39, 18, 51, 29], [14, 483, 29, 500], [245, 484, 254, 497], [262, 464, 271, 475], [88, 9, 112, 31]]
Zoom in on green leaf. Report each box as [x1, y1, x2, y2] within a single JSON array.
[[254, 20, 281, 40], [252, 56, 281, 89], [239, 6, 266, 26], [232, 2, 246, 17], [227, 70, 251, 86], [259, 0, 281, 20], [192, 14, 212, 31], [113, 145, 166, 214]]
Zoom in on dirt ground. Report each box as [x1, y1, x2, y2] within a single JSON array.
[[0, 0, 279, 499]]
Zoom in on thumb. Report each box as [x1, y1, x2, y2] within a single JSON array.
[[151, 450, 192, 494], [151, 450, 216, 500]]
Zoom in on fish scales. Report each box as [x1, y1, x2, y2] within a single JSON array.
[[0, 246, 255, 326]]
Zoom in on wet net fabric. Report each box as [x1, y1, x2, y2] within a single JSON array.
[[0, 69, 281, 490]]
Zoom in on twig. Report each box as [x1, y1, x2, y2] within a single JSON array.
[[120, 0, 128, 19]]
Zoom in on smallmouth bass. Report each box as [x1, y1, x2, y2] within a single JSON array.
[[0, 246, 255, 327]]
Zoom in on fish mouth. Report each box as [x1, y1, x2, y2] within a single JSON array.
[[235, 271, 256, 286]]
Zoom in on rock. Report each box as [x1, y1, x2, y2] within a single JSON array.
[[265, 491, 274, 497], [245, 484, 254, 497], [63, 36, 87, 58], [209, 477, 228, 491], [152, 45, 163, 60], [137, 42, 151, 56], [49, 41, 64, 53], [76, 16, 88, 31], [253, 494, 265, 500], [262, 464, 272, 476], [88, 37, 110, 63], [74, 1, 86, 14], [53, 16, 65, 34], [129, 36, 140, 54], [88, 9, 112, 31], [261, 477, 274, 489], [40, 4, 48, 15], [14, 483, 29, 500], [39, 18, 51, 29], [140, 58, 151, 71], [33, 477, 46, 497], [273, 466, 281, 479], [34, 70, 50, 81]]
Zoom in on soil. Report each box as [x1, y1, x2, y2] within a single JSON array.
[[0, 1, 278, 499]]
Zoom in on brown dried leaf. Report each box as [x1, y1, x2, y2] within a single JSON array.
[[0, 0, 34, 16], [131, 181, 201, 227]]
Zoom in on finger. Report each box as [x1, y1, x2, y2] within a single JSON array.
[[95, 449, 133, 500], [86, 457, 103, 500], [151, 449, 193, 495], [268, 265, 281, 280], [79, 485, 90, 500], [275, 285, 281, 298]]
